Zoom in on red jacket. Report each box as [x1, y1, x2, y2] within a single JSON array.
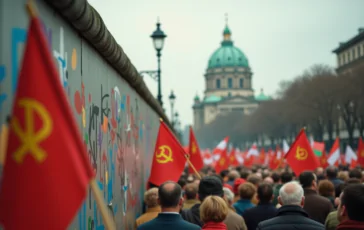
[[202, 222, 227, 230], [337, 220, 364, 230]]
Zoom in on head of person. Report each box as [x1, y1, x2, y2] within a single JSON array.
[[144, 187, 159, 209], [158, 181, 183, 211], [318, 179, 335, 197], [238, 182, 256, 200], [271, 172, 281, 184], [223, 187, 234, 206], [178, 177, 187, 190], [240, 170, 250, 179], [278, 181, 305, 207], [349, 169, 362, 180], [257, 183, 274, 204], [247, 174, 262, 188], [263, 176, 274, 184], [299, 171, 317, 190], [280, 171, 293, 184], [228, 170, 240, 182], [200, 196, 229, 223], [337, 184, 364, 222], [326, 166, 338, 179], [338, 171, 349, 182], [184, 183, 198, 200], [198, 176, 224, 202], [233, 178, 246, 196]]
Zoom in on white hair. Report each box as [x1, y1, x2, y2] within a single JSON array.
[[279, 181, 304, 206], [223, 187, 234, 202]]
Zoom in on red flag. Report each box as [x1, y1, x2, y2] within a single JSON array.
[[268, 153, 280, 170], [357, 137, 364, 167], [285, 129, 320, 176], [149, 120, 187, 186], [215, 149, 229, 173], [0, 17, 94, 229], [188, 126, 203, 173], [229, 148, 239, 166], [320, 152, 329, 168]]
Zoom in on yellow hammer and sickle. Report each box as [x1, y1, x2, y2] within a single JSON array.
[[361, 151, 364, 158], [156, 145, 173, 164], [296, 146, 308, 161], [191, 142, 197, 154], [219, 158, 225, 166], [11, 98, 52, 164], [230, 156, 234, 162]]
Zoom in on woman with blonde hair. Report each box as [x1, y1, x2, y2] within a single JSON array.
[[200, 195, 229, 230]]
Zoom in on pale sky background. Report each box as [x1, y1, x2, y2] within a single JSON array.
[[88, 0, 364, 128]]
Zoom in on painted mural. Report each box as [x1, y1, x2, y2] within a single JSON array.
[[0, 0, 158, 229]]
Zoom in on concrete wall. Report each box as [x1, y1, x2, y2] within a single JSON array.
[[0, 0, 169, 229]]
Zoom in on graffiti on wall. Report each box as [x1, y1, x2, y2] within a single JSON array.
[[0, 5, 157, 230]]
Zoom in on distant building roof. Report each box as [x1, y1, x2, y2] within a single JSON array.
[[333, 28, 364, 53], [255, 89, 271, 101], [204, 95, 222, 103]]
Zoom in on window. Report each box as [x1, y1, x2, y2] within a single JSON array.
[[357, 46, 361, 58], [353, 49, 356, 59], [239, 78, 244, 88], [228, 78, 233, 88], [216, 79, 221, 89]]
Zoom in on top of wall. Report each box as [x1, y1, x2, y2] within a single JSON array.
[[44, 0, 171, 127]]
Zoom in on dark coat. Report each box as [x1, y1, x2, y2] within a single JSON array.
[[303, 189, 334, 224], [336, 220, 364, 230], [256, 205, 325, 230], [242, 202, 277, 230], [137, 213, 201, 230]]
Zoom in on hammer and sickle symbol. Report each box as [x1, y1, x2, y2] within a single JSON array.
[[219, 158, 225, 166], [191, 142, 197, 154], [11, 98, 53, 164], [361, 151, 364, 158], [296, 146, 308, 161], [156, 145, 173, 164]]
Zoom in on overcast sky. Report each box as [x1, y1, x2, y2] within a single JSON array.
[[88, 0, 364, 128]]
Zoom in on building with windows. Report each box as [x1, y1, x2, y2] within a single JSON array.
[[192, 23, 270, 130], [333, 28, 364, 74]]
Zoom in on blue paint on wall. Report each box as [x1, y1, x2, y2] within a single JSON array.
[[0, 65, 6, 111], [11, 28, 27, 94], [78, 201, 86, 230]]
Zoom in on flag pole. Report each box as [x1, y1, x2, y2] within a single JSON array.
[[0, 123, 9, 165], [185, 155, 202, 179], [90, 179, 116, 230]]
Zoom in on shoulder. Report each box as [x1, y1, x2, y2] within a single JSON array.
[[181, 220, 201, 229], [137, 219, 157, 230], [227, 210, 244, 221]]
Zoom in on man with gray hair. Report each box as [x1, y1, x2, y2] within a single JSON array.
[[257, 181, 324, 230]]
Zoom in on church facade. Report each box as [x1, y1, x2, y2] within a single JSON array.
[[193, 24, 270, 130]]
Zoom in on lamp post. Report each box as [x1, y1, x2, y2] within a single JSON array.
[[168, 90, 176, 126], [150, 19, 167, 107]]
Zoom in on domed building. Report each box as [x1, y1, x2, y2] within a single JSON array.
[[193, 23, 271, 130]]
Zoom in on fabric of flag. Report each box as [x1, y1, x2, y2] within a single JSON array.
[[312, 141, 325, 157], [215, 149, 229, 173], [228, 148, 239, 166], [212, 137, 229, 161], [188, 126, 203, 173], [285, 129, 320, 176], [345, 145, 357, 165], [320, 152, 329, 168], [149, 121, 187, 186], [327, 138, 340, 166], [357, 137, 364, 167], [0, 17, 95, 229]]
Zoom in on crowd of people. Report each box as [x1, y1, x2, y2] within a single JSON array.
[[135, 165, 364, 230]]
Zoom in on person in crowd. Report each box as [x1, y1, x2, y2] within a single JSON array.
[[336, 184, 364, 229], [223, 187, 236, 212], [181, 175, 247, 230], [326, 166, 344, 191], [135, 188, 161, 229], [317, 179, 335, 207], [233, 178, 246, 203], [178, 177, 187, 190], [325, 179, 362, 230], [183, 183, 200, 210], [263, 176, 274, 184], [247, 175, 261, 204], [338, 171, 349, 183], [348, 169, 362, 181], [220, 170, 230, 183], [137, 181, 200, 230], [227, 170, 240, 187], [256, 181, 325, 230], [299, 171, 333, 224], [271, 172, 280, 188], [233, 182, 256, 215], [242, 183, 277, 230], [272, 171, 292, 206], [200, 196, 229, 230]]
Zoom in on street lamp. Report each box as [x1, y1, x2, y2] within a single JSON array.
[[169, 90, 176, 126], [151, 19, 167, 107]]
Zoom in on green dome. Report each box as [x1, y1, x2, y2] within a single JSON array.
[[255, 89, 271, 101], [208, 26, 249, 69], [204, 95, 222, 103]]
